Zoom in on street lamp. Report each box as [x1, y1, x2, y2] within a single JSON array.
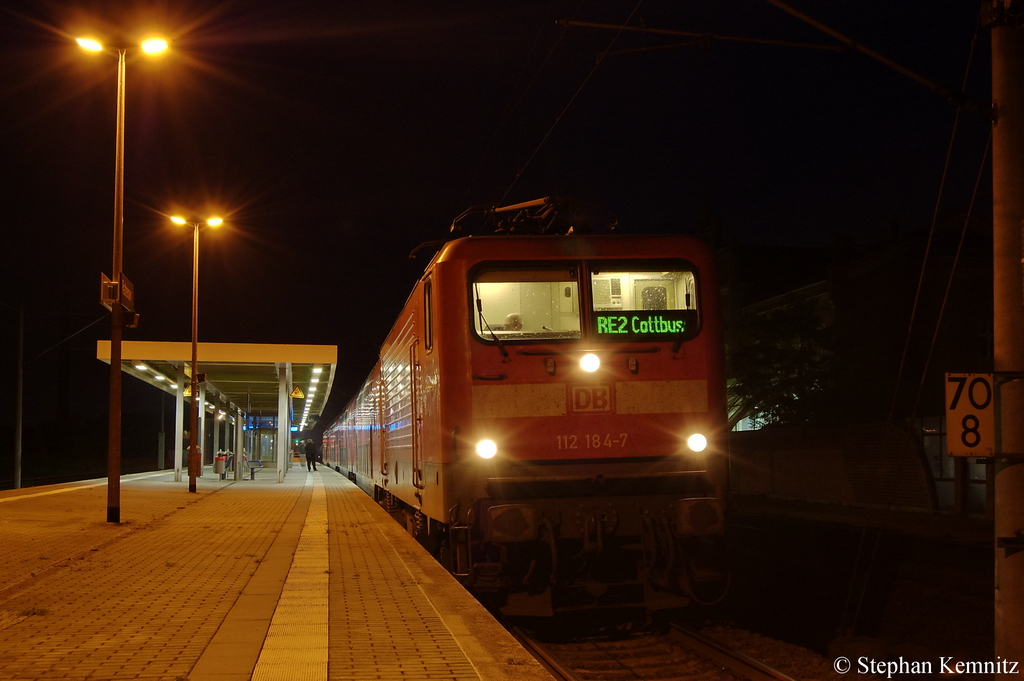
[[78, 34, 168, 523], [171, 215, 223, 494]]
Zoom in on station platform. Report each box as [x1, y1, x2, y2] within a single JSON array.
[[0, 468, 554, 681]]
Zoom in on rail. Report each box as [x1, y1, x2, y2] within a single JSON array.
[[669, 624, 799, 681], [511, 623, 799, 681], [509, 627, 580, 681]]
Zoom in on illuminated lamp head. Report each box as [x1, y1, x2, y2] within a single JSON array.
[[476, 439, 497, 459], [687, 433, 708, 453], [141, 38, 168, 55], [580, 353, 600, 372], [77, 38, 103, 52]]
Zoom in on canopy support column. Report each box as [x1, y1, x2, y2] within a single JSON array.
[[277, 363, 291, 483], [213, 393, 222, 460], [174, 364, 184, 483], [234, 406, 244, 481], [198, 382, 207, 475]]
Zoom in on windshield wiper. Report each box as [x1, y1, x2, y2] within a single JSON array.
[[476, 298, 510, 362]]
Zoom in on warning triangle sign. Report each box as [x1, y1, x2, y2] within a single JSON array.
[[290, 385, 305, 398]]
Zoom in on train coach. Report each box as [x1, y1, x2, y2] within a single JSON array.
[[323, 199, 729, 616]]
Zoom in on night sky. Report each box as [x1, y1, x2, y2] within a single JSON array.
[[0, 1, 994, 451]]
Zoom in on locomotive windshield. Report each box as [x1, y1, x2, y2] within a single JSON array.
[[470, 260, 699, 343], [471, 265, 582, 341], [590, 263, 699, 342]]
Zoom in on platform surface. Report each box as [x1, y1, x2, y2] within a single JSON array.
[[0, 468, 553, 681]]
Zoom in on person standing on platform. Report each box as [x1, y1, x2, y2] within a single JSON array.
[[305, 439, 318, 472]]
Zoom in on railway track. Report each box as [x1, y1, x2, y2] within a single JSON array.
[[513, 623, 799, 681]]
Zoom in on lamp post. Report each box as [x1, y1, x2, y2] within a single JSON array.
[[171, 216, 223, 493], [0, 302, 23, 489], [78, 36, 168, 523]]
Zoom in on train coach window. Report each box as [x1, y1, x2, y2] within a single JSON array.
[[471, 265, 581, 341], [424, 277, 433, 352], [590, 265, 700, 341]]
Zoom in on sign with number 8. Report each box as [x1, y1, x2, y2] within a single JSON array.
[[945, 373, 995, 457]]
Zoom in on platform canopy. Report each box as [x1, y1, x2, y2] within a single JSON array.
[[96, 340, 338, 430]]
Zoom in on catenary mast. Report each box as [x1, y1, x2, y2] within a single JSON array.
[[988, 1, 1024, 667]]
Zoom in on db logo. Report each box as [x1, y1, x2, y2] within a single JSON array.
[[571, 385, 613, 413]]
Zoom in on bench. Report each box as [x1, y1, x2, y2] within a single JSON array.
[[243, 459, 264, 480]]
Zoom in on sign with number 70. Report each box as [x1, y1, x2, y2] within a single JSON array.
[[945, 373, 995, 457]]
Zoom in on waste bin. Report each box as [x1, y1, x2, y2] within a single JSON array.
[[214, 456, 226, 475]]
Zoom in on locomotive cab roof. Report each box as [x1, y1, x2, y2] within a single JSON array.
[[411, 197, 712, 268]]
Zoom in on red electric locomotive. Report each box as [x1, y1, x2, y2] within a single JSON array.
[[324, 199, 729, 615]]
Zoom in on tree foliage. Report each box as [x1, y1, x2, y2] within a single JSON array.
[[728, 299, 835, 428]]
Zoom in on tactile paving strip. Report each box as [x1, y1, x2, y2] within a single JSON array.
[[251, 473, 330, 681]]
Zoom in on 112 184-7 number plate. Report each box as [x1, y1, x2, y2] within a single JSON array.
[[556, 433, 628, 450]]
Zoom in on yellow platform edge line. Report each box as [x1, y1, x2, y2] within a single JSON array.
[[251, 474, 329, 681]]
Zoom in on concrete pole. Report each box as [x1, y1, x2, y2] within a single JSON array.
[[106, 49, 127, 524], [991, 14, 1024, 667], [174, 366, 184, 483], [277, 363, 289, 483], [188, 222, 200, 493], [234, 407, 243, 481], [221, 398, 229, 451], [212, 393, 221, 460], [225, 401, 232, 452], [13, 304, 22, 489], [286, 363, 293, 476], [157, 399, 165, 471], [198, 382, 207, 475]]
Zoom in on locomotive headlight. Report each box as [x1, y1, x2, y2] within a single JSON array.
[[580, 353, 601, 372], [687, 433, 708, 453], [476, 439, 498, 459]]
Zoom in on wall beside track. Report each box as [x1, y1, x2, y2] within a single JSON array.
[[729, 423, 935, 511]]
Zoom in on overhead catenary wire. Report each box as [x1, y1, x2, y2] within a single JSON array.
[[28, 314, 107, 364], [837, 11, 986, 638], [499, 0, 646, 204], [909, 131, 993, 423], [453, 0, 573, 214], [762, 0, 990, 117], [885, 14, 985, 428], [557, 18, 846, 53], [844, 127, 991, 638]]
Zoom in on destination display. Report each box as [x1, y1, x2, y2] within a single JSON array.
[[594, 310, 696, 339]]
